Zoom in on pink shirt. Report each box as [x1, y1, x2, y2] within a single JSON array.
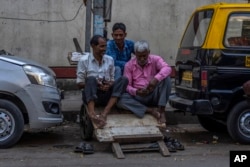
[[124, 54, 172, 96]]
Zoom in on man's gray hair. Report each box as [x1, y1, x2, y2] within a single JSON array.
[[134, 40, 150, 52]]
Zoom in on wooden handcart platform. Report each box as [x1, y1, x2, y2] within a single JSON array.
[[80, 105, 170, 159]]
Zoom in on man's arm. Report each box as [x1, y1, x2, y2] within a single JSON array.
[[144, 56, 171, 93], [99, 57, 115, 91], [124, 63, 137, 96], [154, 56, 172, 82], [76, 58, 87, 89]]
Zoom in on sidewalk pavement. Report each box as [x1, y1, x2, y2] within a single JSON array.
[[61, 90, 199, 125]]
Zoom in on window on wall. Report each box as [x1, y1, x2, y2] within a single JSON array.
[[225, 13, 250, 47]]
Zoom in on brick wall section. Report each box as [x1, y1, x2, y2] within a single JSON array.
[[50, 66, 77, 79]]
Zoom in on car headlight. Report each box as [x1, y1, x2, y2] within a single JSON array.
[[23, 65, 56, 88]]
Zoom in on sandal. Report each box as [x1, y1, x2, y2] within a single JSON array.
[[166, 141, 177, 152], [74, 142, 94, 154], [171, 139, 185, 150], [165, 137, 185, 150], [163, 137, 176, 152]]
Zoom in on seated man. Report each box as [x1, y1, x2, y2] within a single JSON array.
[[117, 40, 172, 124], [106, 22, 134, 80], [76, 35, 128, 128]]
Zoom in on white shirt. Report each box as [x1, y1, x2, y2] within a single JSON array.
[[76, 53, 115, 84]]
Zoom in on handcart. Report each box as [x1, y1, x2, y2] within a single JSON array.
[[79, 104, 170, 159], [67, 51, 170, 158]]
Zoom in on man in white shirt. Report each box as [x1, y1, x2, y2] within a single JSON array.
[[76, 35, 128, 128]]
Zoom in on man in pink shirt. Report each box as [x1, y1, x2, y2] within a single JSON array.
[[117, 40, 172, 124]]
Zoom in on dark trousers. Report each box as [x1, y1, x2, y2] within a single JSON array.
[[82, 76, 128, 106], [117, 76, 172, 118]]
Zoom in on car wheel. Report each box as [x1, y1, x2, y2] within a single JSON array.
[[0, 99, 24, 148], [198, 116, 227, 132], [79, 104, 93, 140], [227, 100, 250, 144]]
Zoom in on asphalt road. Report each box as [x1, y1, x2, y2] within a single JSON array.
[[0, 121, 248, 167]]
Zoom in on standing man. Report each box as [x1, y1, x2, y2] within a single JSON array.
[[106, 22, 134, 80], [117, 40, 172, 124], [76, 35, 128, 128]]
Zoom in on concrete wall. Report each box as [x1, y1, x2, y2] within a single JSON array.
[[0, 0, 247, 67], [0, 0, 86, 66], [107, 0, 247, 65]]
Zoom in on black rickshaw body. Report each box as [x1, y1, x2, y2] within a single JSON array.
[[169, 3, 250, 143]]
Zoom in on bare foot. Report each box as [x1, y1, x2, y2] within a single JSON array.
[[159, 112, 166, 124], [100, 113, 107, 122], [90, 114, 106, 129], [148, 109, 161, 120], [157, 106, 167, 124], [151, 110, 161, 120]]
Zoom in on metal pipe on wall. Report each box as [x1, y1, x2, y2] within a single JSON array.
[[85, 0, 92, 52]]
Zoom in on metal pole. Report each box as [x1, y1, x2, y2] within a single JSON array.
[[93, 0, 104, 36], [85, 0, 92, 52]]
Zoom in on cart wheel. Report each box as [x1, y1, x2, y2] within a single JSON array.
[[79, 104, 93, 140]]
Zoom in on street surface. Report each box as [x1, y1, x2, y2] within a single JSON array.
[[0, 121, 248, 167]]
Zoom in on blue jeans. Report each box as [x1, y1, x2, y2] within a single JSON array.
[[114, 66, 122, 80]]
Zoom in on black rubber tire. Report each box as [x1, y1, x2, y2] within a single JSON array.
[[227, 100, 250, 144], [79, 104, 93, 141], [198, 116, 227, 132], [0, 99, 24, 148]]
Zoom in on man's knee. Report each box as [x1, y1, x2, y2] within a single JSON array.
[[119, 76, 128, 85], [86, 76, 98, 87], [114, 76, 128, 87], [161, 76, 172, 88], [164, 76, 171, 83]]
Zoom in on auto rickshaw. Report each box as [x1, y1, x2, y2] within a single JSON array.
[[169, 2, 250, 144]]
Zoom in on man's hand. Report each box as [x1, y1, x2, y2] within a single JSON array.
[[147, 78, 159, 93], [136, 88, 150, 97], [98, 81, 113, 91], [99, 84, 110, 91]]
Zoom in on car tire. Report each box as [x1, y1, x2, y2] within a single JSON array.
[[198, 116, 227, 132], [79, 104, 93, 141], [0, 99, 24, 148], [227, 100, 250, 144]]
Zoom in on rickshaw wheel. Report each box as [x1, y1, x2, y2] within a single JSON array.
[[79, 104, 94, 140]]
